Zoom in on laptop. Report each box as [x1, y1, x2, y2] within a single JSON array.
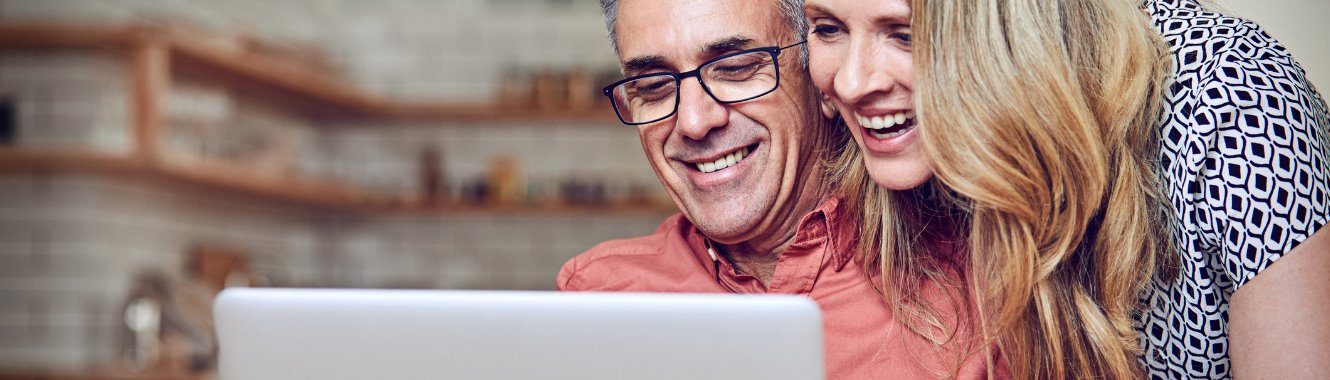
[[214, 288, 825, 380]]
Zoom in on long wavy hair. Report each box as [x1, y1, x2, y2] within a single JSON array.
[[831, 0, 1178, 377]]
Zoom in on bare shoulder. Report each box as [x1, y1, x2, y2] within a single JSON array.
[[1230, 225, 1330, 379]]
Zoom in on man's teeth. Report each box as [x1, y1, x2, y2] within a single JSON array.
[[855, 111, 915, 131], [696, 147, 750, 173]]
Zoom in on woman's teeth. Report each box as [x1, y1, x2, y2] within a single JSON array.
[[855, 111, 915, 139], [696, 146, 750, 173]]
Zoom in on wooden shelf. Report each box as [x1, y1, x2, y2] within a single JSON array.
[[0, 24, 147, 48], [0, 149, 676, 216], [0, 367, 209, 380], [0, 23, 660, 216], [0, 23, 619, 124], [0, 148, 392, 211], [392, 201, 678, 216]]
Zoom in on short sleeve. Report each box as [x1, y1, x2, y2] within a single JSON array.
[[556, 256, 580, 291], [1187, 50, 1330, 289]]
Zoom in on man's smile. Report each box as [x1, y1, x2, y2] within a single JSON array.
[[675, 142, 763, 190], [684, 144, 757, 173]]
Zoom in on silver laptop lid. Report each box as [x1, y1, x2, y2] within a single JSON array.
[[215, 288, 824, 380]]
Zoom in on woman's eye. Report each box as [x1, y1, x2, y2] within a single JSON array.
[[892, 32, 912, 46], [811, 24, 843, 38]]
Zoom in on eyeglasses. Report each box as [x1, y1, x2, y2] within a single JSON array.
[[603, 41, 806, 126]]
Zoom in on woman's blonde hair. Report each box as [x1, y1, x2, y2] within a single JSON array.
[[831, 0, 1178, 377]]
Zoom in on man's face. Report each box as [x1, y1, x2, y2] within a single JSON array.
[[615, 0, 820, 243]]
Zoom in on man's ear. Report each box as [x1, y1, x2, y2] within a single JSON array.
[[818, 94, 838, 119]]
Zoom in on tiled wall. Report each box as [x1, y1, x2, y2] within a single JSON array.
[[0, 48, 132, 153], [321, 122, 660, 197], [327, 212, 666, 290], [0, 0, 622, 101], [0, 0, 676, 373], [0, 171, 668, 369], [0, 174, 328, 368], [0, 69, 668, 372]]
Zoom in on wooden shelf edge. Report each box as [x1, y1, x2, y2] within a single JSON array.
[[0, 149, 677, 216], [389, 202, 677, 216], [0, 23, 143, 48], [165, 37, 380, 118], [0, 367, 205, 380], [374, 102, 618, 124], [151, 158, 399, 211], [0, 148, 386, 211], [0, 148, 143, 173]]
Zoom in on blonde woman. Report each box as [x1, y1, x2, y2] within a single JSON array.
[[804, 0, 1175, 378]]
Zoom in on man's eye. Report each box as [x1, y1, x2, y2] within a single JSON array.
[[638, 80, 669, 92], [711, 62, 761, 80], [631, 78, 675, 100]]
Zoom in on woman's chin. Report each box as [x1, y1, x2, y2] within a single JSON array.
[[864, 157, 934, 191]]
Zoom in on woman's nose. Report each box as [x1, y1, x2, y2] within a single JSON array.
[[833, 37, 900, 106]]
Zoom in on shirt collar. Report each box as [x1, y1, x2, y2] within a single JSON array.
[[790, 196, 856, 272], [683, 196, 858, 293], [1144, 0, 1203, 12]]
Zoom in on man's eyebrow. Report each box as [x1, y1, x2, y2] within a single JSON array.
[[702, 36, 756, 56], [623, 55, 669, 76], [619, 36, 755, 76]]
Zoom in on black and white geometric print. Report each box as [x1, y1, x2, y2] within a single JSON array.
[[1139, 0, 1330, 378]]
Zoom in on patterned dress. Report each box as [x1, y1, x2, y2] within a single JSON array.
[[1139, 0, 1330, 378]]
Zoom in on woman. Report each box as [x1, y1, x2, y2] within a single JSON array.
[[803, 0, 1175, 378], [1137, 1, 1330, 378]]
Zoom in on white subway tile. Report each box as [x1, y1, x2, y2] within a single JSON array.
[[0, 347, 86, 369]]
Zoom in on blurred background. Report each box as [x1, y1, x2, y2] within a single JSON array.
[[0, 0, 1325, 379]]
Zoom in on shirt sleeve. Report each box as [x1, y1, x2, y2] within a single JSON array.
[[1187, 49, 1330, 289], [555, 256, 580, 291]]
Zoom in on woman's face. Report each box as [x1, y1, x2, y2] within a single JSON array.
[[805, 0, 932, 190]]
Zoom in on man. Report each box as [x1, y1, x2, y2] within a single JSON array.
[[557, 0, 993, 378]]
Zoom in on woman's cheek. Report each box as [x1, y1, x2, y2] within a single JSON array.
[[807, 43, 842, 96]]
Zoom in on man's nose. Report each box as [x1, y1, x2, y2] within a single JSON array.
[[673, 77, 728, 141], [833, 38, 898, 106]]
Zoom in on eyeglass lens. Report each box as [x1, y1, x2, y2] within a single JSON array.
[[609, 50, 778, 125]]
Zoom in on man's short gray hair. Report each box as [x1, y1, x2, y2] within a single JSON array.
[[599, 0, 808, 63]]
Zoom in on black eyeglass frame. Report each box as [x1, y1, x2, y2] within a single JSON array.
[[602, 40, 807, 126]]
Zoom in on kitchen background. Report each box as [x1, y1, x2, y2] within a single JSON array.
[[0, 0, 1326, 379]]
